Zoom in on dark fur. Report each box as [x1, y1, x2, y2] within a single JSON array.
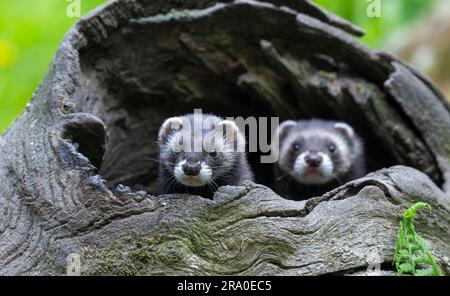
[[158, 113, 253, 199]]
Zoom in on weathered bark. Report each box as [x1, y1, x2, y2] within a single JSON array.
[[0, 0, 450, 275]]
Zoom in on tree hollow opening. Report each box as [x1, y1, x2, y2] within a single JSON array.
[[69, 4, 440, 197]]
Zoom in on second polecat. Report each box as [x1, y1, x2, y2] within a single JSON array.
[[272, 119, 366, 200], [158, 113, 253, 198]]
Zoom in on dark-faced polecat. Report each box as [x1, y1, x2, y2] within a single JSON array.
[[272, 119, 366, 200], [158, 113, 254, 198]]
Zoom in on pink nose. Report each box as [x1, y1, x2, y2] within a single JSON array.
[[305, 154, 323, 167]]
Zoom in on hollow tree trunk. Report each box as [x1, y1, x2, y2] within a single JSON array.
[[1, 0, 450, 275]]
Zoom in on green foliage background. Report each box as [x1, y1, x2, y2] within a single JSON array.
[[0, 0, 106, 134], [314, 0, 436, 46], [0, 0, 437, 134]]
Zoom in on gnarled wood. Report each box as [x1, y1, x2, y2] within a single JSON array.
[[0, 0, 449, 275]]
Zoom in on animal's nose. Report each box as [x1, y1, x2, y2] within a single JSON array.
[[182, 162, 201, 176], [305, 154, 323, 167]]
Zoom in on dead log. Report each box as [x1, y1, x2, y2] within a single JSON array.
[[0, 0, 449, 275]]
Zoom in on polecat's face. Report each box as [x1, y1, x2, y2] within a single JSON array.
[[274, 120, 356, 185], [166, 148, 231, 188], [158, 116, 244, 188]]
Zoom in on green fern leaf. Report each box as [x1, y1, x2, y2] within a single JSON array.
[[394, 202, 442, 276]]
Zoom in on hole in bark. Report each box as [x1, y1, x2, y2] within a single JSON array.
[[63, 119, 107, 169], [68, 7, 439, 197]]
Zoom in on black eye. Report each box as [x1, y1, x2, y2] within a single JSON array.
[[209, 150, 218, 157], [173, 139, 183, 154], [328, 144, 336, 153], [173, 144, 182, 154], [292, 143, 301, 151]]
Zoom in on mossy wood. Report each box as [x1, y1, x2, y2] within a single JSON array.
[[0, 0, 449, 275]]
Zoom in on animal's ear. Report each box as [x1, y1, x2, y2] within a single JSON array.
[[333, 122, 355, 140], [273, 120, 297, 145], [216, 120, 245, 152], [158, 117, 183, 144]]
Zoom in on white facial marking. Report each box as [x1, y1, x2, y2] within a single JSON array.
[[294, 130, 352, 174], [334, 122, 355, 138], [216, 120, 245, 153], [159, 117, 184, 142], [174, 160, 213, 187], [292, 152, 334, 185]]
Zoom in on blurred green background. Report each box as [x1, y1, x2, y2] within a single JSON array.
[[0, 0, 441, 134], [0, 0, 106, 134], [314, 0, 437, 46]]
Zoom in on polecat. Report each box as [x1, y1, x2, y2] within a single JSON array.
[[272, 119, 365, 200], [158, 113, 254, 198]]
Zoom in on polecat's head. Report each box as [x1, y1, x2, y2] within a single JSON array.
[[158, 114, 245, 188], [273, 119, 362, 185]]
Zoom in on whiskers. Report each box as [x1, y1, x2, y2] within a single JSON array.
[[143, 156, 161, 163], [160, 175, 177, 194], [276, 172, 292, 182], [144, 156, 176, 167], [207, 179, 220, 193], [332, 174, 343, 185]]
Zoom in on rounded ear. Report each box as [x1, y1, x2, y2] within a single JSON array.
[[273, 120, 297, 144], [333, 122, 355, 140], [216, 120, 245, 152], [158, 117, 183, 144]]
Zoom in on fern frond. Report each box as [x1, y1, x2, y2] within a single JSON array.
[[394, 202, 442, 276]]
